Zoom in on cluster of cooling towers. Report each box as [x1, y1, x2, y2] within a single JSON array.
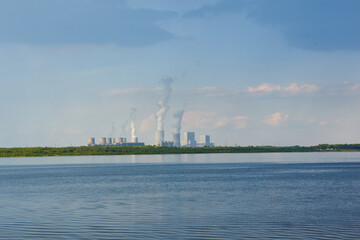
[[87, 137, 144, 146], [87, 78, 214, 147], [88, 132, 213, 147]]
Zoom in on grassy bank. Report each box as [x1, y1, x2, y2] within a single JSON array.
[[0, 144, 359, 158]]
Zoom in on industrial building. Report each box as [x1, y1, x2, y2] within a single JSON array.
[[87, 131, 213, 147], [198, 135, 214, 147], [183, 132, 197, 147], [173, 133, 181, 147], [87, 137, 144, 147]]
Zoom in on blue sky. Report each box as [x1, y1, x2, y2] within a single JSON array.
[[0, 0, 359, 147]]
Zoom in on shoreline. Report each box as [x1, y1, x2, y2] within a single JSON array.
[[0, 144, 359, 158]]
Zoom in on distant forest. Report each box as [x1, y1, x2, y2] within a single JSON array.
[[0, 144, 359, 158]]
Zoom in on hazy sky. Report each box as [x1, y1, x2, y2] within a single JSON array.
[[1, 0, 360, 147]]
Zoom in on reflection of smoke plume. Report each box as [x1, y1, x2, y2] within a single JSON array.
[[130, 108, 137, 138], [156, 77, 173, 131], [173, 109, 184, 134]]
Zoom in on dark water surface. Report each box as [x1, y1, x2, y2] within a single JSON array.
[[0, 153, 359, 239]]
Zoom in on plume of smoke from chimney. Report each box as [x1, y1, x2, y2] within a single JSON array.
[[130, 108, 137, 139], [156, 77, 173, 131], [120, 121, 129, 137], [173, 109, 184, 134]]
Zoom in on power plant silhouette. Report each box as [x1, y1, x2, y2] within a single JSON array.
[[87, 78, 214, 147]]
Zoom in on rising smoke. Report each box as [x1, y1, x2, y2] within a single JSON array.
[[156, 77, 173, 131], [130, 108, 137, 138], [173, 109, 184, 134], [120, 121, 129, 137]]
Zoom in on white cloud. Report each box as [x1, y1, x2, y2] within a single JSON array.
[[264, 112, 289, 126], [319, 121, 328, 126], [139, 114, 155, 133], [183, 111, 248, 130], [307, 118, 334, 126], [247, 83, 281, 93], [215, 117, 228, 127], [183, 110, 218, 129], [350, 83, 360, 91], [186, 86, 241, 97], [247, 83, 319, 95], [102, 83, 320, 99], [340, 82, 360, 95], [283, 83, 318, 94], [100, 88, 161, 96], [219, 115, 248, 129], [307, 118, 317, 123]]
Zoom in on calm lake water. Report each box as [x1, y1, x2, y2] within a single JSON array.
[[0, 152, 359, 239]]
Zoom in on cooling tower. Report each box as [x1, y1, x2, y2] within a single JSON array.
[[99, 137, 106, 145], [88, 138, 95, 145], [106, 138, 112, 145], [131, 137, 138, 143], [116, 137, 126, 143], [173, 133, 180, 147], [155, 130, 164, 146]]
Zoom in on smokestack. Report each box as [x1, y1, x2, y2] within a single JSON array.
[[155, 130, 164, 146], [130, 108, 137, 139], [155, 77, 173, 145], [173, 133, 180, 147]]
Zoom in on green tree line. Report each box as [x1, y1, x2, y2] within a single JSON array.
[[0, 144, 359, 158]]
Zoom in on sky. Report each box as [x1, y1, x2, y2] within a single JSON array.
[[0, 0, 360, 147]]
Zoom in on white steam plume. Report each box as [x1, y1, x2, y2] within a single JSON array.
[[130, 108, 137, 138], [156, 77, 173, 131], [120, 121, 129, 137], [173, 109, 184, 134]]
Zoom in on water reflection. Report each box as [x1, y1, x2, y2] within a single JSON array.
[[0, 152, 359, 166], [131, 155, 137, 164], [0, 156, 359, 239]]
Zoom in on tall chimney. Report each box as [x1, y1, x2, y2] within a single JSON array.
[[173, 133, 180, 147]]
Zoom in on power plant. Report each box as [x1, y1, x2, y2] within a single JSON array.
[[87, 137, 145, 146], [155, 130, 164, 146], [87, 131, 213, 147], [86, 79, 214, 147], [198, 135, 214, 147], [183, 132, 196, 147]]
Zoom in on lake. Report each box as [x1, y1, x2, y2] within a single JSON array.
[[0, 152, 359, 239]]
